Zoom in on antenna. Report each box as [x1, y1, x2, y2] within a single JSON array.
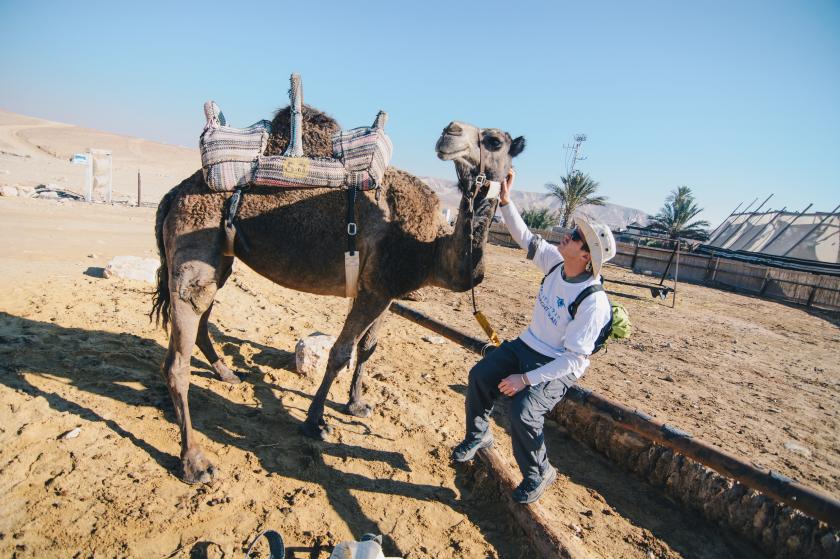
[[562, 133, 588, 175]]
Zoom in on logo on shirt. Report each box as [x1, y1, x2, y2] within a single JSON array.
[[556, 297, 565, 309]]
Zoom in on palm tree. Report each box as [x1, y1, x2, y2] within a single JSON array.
[[546, 171, 607, 227], [649, 186, 710, 240], [521, 207, 560, 230]]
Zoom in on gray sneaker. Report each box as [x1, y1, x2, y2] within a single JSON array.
[[451, 433, 493, 462], [512, 465, 557, 504]]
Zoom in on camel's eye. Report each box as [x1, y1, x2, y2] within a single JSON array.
[[484, 136, 503, 150]]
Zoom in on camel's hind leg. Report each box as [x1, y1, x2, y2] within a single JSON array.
[[343, 312, 387, 418], [163, 258, 223, 483], [302, 293, 392, 440], [163, 296, 219, 483], [196, 303, 240, 384], [194, 255, 240, 384]]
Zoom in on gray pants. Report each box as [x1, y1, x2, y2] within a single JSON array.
[[465, 338, 575, 483]]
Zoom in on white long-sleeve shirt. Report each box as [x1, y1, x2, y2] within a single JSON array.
[[500, 201, 612, 385]]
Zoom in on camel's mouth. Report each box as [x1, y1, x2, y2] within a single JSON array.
[[436, 147, 470, 161], [435, 135, 472, 162]]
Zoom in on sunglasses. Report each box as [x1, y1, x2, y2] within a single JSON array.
[[570, 228, 589, 251]]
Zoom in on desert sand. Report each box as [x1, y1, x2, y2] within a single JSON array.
[[1, 111, 837, 558]]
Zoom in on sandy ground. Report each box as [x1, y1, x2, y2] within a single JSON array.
[[1, 112, 837, 558]]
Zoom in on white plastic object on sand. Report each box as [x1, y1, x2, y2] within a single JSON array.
[[329, 539, 401, 559]]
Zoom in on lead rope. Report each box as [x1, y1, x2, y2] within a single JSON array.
[[468, 129, 500, 349]]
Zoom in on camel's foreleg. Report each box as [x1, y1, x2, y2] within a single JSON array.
[[343, 312, 387, 418], [301, 293, 392, 440]]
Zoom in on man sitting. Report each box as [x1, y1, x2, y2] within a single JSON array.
[[452, 168, 616, 504]]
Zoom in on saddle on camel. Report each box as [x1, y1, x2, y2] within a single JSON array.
[[200, 73, 393, 296]]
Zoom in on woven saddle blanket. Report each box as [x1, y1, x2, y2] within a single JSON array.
[[200, 75, 392, 192]]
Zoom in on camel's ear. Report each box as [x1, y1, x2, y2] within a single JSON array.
[[509, 136, 526, 157]]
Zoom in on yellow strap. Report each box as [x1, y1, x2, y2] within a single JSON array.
[[473, 311, 501, 346]]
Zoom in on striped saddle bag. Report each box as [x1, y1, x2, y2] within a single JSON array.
[[200, 78, 392, 192], [200, 101, 272, 192]]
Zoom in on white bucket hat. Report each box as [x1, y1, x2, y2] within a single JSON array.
[[572, 214, 616, 278]]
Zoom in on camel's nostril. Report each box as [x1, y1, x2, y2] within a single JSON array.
[[445, 123, 463, 136]]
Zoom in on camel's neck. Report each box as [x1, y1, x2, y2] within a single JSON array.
[[430, 194, 498, 292]]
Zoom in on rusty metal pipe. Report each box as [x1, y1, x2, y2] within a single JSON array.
[[390, 302, 491, 355]]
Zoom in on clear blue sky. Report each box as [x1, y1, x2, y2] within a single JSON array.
[[2, 0, 838, 226]]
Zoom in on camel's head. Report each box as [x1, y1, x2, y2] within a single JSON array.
[[435, 121, 526, 200]]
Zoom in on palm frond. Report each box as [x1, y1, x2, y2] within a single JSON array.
[[547, 171, 607, 227], [652, 186, 710, 240]]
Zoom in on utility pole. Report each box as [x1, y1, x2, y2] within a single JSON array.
[[563, 134, 588, 176], [558, 133, 589, 228]]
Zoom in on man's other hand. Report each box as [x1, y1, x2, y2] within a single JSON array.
[[499, 373, 527, 396], [499, 168, 515, 206]]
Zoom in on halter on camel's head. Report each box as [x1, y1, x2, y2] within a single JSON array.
[[435, 121, 526, 206]]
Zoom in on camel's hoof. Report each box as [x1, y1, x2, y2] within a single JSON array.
[[343, 401, 373, 418], [213, 362, 242, 384], [218, 371, 242, 384], [300, 421, 333, 441], [182, 449, 218, 485]]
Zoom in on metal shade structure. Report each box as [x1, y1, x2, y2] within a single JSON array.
[[700, 203, 840, 275]]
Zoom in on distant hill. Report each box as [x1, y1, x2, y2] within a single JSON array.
[[419, 176, 650, 231]]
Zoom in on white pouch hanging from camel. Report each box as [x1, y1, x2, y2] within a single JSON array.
[[345, 251, 360, 298]]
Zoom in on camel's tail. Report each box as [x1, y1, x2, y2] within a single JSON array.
[[150, 183, 180, 330]]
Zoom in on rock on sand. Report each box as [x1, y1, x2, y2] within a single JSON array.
[[103, 256, 160, 283]]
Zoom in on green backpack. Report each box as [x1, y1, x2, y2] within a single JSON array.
[[568, 284, 631, 353]]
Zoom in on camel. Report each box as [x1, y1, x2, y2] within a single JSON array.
[[152, 104, 525, 483]]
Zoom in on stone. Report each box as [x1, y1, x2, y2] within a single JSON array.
[[60, 427, 81, 440], [103, 256, 160, 283], [0, 186, 18, 197], [295, 332, 336, 377], [783, 441, 812, 458], [421, 335, 445, 345], [372, 370, 393, 381]]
